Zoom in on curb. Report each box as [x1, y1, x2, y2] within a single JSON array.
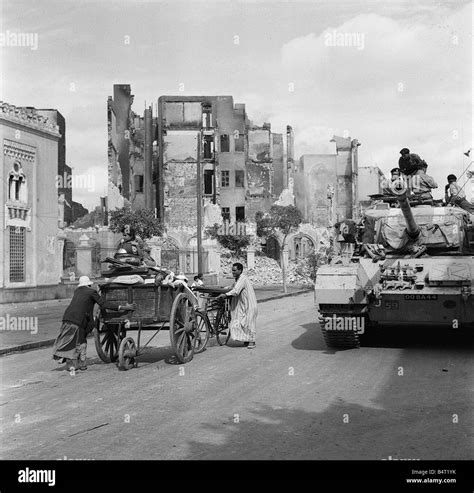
[[0, 338, 56, 357], [0, 289, 312, 356], [257, 289, 312, 304]]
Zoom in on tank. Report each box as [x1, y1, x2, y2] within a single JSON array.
[[314, 188, 474, 348]]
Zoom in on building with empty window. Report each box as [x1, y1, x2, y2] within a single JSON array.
[[156, 95, 287, 231], [0, 102, 65, 301], [107, 84, 155, 212]]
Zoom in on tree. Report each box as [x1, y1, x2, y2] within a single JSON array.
[[109, 206, 163, 240], [205, 223, 252, 257], [255, 205, 303, 292]]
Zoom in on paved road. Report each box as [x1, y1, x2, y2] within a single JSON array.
[[0, 292, 473, 460]]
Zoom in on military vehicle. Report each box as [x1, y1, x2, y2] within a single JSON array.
[[314, 181, 474, 348]]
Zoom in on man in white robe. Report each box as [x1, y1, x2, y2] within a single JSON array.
[[218, 262, 258, 349]]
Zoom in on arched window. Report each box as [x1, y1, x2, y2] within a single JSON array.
[[8, 161, 27, 202]]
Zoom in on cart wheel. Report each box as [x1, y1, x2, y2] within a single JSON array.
[[194, 312, 210, 354], [118, 337, 137, 371], [93, 319, 119, 363], [169, 292, 197, 363], [216, 304, 231, 346]]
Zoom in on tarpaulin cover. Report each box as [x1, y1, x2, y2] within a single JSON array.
[[362, 207, 468, 250]]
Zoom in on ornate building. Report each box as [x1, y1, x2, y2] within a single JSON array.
[[0, 101, 65, 300]]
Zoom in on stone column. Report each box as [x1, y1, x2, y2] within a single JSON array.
[[76, 234, 93, 277], [178, 252, 186, 274], [246, 247, 255, 270], [204, 243, 221, 274], [56, 232, 66, 282]]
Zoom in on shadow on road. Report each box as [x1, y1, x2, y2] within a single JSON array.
[[292, 321, 474, 353], [361, 325, 474, 350], [291, 322, 326, 351], [181, 394, 472, 460]]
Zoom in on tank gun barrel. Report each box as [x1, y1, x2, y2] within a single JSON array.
[[397, 192, 420, 239]]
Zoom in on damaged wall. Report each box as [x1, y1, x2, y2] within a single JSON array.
[[247, 161, 271, 196], [163, 160, 198, 227], [272, 133, 284, 196], [248, 127, 272, 162], [163, 131, 198, 162], [107, 85, 154, 212], [246, 126, 276, 218], [295, 155, 337, 227]]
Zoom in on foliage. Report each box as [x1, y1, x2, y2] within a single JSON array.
[[205, 223, 252, 256], [306, 249, 329, 281], [109, 206, 163, 240], [255, 205, 303, 239]]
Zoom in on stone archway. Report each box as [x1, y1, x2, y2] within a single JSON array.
[[264, 235, 281, 264], [289, 233, 315, 260]]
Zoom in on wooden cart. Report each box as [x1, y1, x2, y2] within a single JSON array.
[[93, 281, 206, 370]]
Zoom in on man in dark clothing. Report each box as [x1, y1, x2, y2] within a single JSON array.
[[52, 276, 135, 370], [399, 148, 427, 176], [118, 225, 143, 258]]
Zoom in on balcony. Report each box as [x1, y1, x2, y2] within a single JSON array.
[[5, 201, 32, 230]]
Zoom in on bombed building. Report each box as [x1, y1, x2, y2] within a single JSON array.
[[107, 84, 156, 212], [295, 136, 360, 227], [156, 95, 288, 230]]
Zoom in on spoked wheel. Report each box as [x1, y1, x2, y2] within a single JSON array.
[[169, 292, 198, 363], [93, 318, 120, 363], [216, 301, 231, 346], [194, 312, 210, 354], [118, 337, 137, 371]]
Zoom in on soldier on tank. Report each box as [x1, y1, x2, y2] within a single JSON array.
[[411, 162, 438, 203], [398, 148, 427, 177]]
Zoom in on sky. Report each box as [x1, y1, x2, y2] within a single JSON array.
[[1, 0, 472, 209]]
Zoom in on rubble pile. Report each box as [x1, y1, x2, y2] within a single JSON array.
[[286, 260, 314, 287], [219, 252, 314, 287]]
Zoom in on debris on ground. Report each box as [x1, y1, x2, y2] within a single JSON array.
[[219, 250, 315, 287]]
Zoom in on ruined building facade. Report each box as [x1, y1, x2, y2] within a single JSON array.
[[295, 136, 360, 227], [107, 84, 156, 213], [156, 95, 287, 230]]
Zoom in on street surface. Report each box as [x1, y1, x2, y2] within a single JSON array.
[[0, 292, 473, 460]]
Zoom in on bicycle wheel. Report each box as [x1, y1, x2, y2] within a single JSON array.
[[216, 303, 231, 346], [194, 312, 210, 353]]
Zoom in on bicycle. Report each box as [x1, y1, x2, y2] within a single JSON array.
[[191, 287, 232, 353]]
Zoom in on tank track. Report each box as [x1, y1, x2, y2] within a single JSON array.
[[319, 312, 364, 349]]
